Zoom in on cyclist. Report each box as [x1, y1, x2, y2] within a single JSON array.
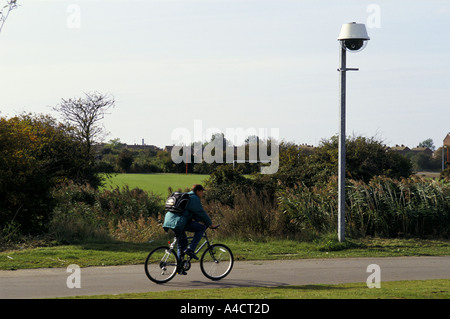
[[163, 184, 216, 262]]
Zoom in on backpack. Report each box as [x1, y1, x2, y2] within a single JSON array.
[[164, 192, 190, 214]]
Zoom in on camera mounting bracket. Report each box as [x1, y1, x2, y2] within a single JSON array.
[[337, 67, 359, 72]]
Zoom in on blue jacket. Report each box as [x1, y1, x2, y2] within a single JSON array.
[[163, 191, 212, 232]]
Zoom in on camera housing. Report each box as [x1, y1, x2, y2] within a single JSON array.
[[338, 22, 370, 53]]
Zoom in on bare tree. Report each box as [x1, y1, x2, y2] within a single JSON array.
[[53, 92, 115, 155], [0, 0, 18, 33]]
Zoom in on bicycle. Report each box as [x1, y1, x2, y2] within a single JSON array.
[[144, 225, 234, 284]]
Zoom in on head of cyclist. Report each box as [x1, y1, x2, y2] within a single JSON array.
[[192, 184, 205, 199]]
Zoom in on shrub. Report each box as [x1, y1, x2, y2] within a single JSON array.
[[205, 190, 285, 240], [204, 165, 277, 207], [273, 136, 413, 190], [49, 183, 110, 243], [0, 221, 22, 247], [97, 185, 164, 223], [203, 165, 251, 207], [49, 182, 166, 243], [108, 214, 166, 243], [50, 201, 110, 244], [0, 114, 101, 234]]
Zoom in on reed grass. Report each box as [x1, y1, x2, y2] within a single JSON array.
[[278, 176, 450, 239]]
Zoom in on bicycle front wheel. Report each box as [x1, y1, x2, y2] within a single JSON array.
[[144, 246, 179, 284], [200, 244, 234, 280]]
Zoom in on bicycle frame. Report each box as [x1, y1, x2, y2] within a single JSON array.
[[169, 231, 213, 259]]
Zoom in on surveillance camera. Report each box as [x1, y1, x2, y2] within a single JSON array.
[[338, 22, 370, 53], [341, 39, 367, 52]]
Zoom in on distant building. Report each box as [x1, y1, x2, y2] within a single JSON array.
[[389, 144, 435, 158], [444, 133, 450, 147], [126, 144, 162, 152], [389, 145, 411, 155]]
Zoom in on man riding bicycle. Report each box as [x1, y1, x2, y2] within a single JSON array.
[[163, 184, 217, 262]]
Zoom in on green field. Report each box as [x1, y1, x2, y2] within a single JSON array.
[[102, 173, 209, 196]]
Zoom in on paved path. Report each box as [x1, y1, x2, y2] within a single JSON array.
[[1, 256, 449, 299]]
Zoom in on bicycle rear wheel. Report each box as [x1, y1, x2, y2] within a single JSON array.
[[144, 246, 179, 284], [200, 244, 234, 280]]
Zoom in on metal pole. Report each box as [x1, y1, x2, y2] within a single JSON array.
[[338, 44, 346, 243]]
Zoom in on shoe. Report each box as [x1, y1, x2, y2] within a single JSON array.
[[178, 269, 187, 275], [184, 248, 198, 260]]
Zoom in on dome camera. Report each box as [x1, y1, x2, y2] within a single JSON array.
[[342, 39, 367, 52], [338, 22, 370, 53]]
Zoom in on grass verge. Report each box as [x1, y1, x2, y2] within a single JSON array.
[[64, 279, 450, 299]]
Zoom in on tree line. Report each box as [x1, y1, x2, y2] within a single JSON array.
[[1, 91, 448, 241], [95, 134, 445, 176]]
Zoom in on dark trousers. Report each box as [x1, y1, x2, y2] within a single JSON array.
[[174, 221, 207, 258]]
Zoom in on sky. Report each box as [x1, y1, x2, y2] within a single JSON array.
[[0, 0, 449, 149]]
